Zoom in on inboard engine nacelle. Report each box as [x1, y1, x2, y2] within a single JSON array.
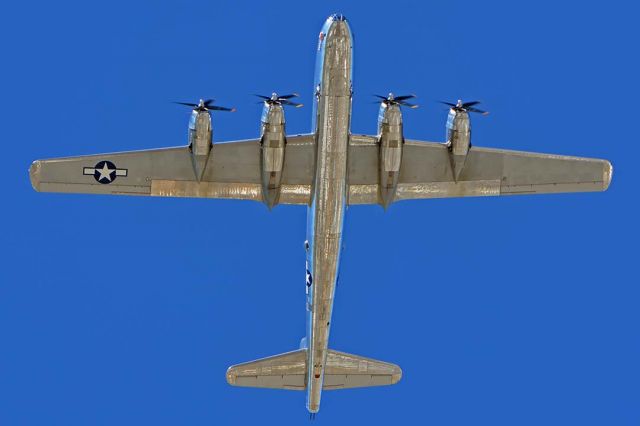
[[257, 93, 303, 208], [375, 93, 417, 208], [260, 103, 287, 208]]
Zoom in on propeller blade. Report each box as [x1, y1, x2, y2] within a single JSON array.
[[174, 101, 198, 107], [203, 99, 215, 106], [393, 94, 416, 102], [277, 93, 299, 100], [253, 94, 271, 100], [439, 101, 457, 108], [208, 105, 236, 112], [462, 101, 481, 108], [398, 101, 419, 109], [280, 99, 303, 108], [467, 107, 489, 115], [374, 94, 389, 100]]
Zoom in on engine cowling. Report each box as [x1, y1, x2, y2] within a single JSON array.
[[377, 103, 404, 208], [188, 110, 212, 181], [260, 104, 286, 208], [446, 109, 471, 181], [178, 98, 234, 180]]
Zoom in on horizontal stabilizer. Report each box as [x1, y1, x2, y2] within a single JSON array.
[[226, 348, 401, 391], [226, 349, 307, 390], [324, 349, 402, 390]]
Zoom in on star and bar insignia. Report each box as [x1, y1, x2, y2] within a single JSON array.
[[83, 161, 127, 184]]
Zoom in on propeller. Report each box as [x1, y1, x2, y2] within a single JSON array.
[[374, 92, 418, 109], [440, 99, 488, 115], [254, 92, 303, 108], [173, 98, 236, 112]]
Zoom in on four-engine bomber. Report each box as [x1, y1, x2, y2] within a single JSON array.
[[28, 14, 613, 417]]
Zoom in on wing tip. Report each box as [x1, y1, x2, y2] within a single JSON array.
[[603, 160, 613, 191], [225, 366, 237, 386], [391, 365, 403, 385], [29, 160, 41, 192]]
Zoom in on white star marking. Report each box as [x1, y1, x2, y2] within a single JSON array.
[[96, 162, 114, 182]]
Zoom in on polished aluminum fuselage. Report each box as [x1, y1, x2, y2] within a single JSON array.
[[304, 15, 353, 413]]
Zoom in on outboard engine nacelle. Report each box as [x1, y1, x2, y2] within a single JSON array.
[[446, 109, 470, 181], [189, 110, 212, 181], [442, 100, 488, 181], [260, 103, 286, 208], [176, 98, 235, 181]]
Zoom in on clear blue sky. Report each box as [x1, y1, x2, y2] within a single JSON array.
[[2, 1, 638, 424]]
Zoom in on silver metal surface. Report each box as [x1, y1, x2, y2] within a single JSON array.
[[446, 109, 471, 181], [225, 348, 401, 391], [28, 12, 614, 416], [28, 134, 316, 201], [345, 136, 612, 204], [377, 103, 404, 208], [226, 349, 307, 390], [305, 16, 353, 414], [323, 349, 402, 390], [189, 110, 213, 181], [150, 180, 311, 204], [260, 104, 287, 208]]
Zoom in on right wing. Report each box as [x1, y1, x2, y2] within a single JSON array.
[[347, 135, 612, 204], [30, 134, 316, 204]]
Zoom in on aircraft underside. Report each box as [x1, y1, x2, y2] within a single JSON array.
[[29, 13, 612, 416]]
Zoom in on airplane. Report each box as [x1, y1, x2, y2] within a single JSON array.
[[29, 13, 612, 416]]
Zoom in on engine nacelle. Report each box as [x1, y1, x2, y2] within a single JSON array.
[[446, 109, 471, 180], [188, 110, 212, 180], [260, 104, 287, 208], [377, 103, 404, 208]]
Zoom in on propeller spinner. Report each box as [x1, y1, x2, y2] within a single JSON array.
[[254, 92, 303, 108], [440, 99, 488, 115], [374, 93, 418, 109], [174, 98, 236, 112]]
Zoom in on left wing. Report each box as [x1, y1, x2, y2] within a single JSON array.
[[30, 135, 315, 204], [347, 135, 612, 204]]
